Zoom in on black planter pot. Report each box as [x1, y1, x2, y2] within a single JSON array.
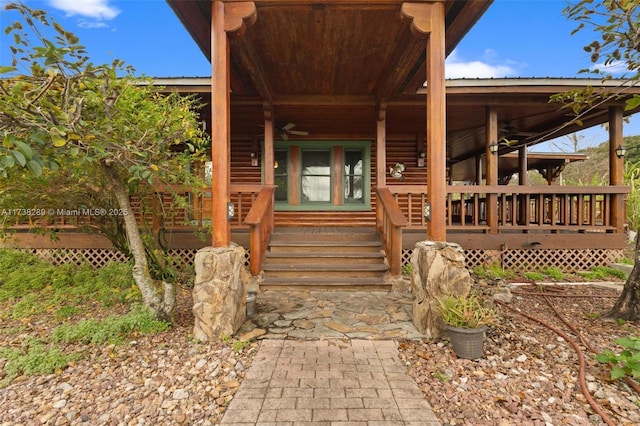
[[444, 324, 487, 360]]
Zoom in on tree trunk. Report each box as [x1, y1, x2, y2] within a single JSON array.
[[101, 162, 175, 322], [606, 234, 640, 321]]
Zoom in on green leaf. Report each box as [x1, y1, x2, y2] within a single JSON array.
[[51, 134, 67, 147], [610, 365, 627, 380], [11, 150, 26, 167], [1, 155, 15, 168], [26, 160, 42, 177], [14, 140, 33, 160], [625, 95, 640, 111], [615, 337, 640, 350], [47, 160, 60, 172], [595, 351, 614, 363], [0, 65, 17, 74]]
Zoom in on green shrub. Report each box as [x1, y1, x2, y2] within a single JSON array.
[[437, 293, 498, 328], [523, 271, 545, 281], [401, 263, 413, 275], [579, 266, 627, 281], [52, 304, 170, 345], [0, 339, 78, 381], [0, 250, 140, 319], [472, 263, 514, 280], [541, 267, 565, 280], [596, 336, 640, 380], [11, 293, 45, 319]]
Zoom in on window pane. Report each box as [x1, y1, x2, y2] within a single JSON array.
[[302, 150, 331, 202], [344, 150, 364, 203], [274, 150, 288, 202]]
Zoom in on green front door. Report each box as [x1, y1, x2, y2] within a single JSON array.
[[273, 141, 371, 211]]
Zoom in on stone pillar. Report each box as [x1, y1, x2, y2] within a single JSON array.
[[410, 241, 472, 338], [193, 244, 247, 341]]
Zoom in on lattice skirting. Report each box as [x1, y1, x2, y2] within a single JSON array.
[[402, 248, 625, 273], [23, 248, 251, 270], [22, 247, 621, 274]]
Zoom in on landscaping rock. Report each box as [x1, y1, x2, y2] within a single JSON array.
[[410, 241, 472, 337], [192, 244, 247, 342]]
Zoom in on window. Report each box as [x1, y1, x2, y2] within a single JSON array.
[[274, 150, 288, 202], [301, 149, 331, 203], [344, 149, 364, 204]]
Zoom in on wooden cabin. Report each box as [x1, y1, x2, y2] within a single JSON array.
[[5, 1, 640, 289]]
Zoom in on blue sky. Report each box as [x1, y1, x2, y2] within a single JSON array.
[[1, 0, 638, 148]]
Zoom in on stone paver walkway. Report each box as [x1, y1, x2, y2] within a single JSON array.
[[220, 339, 440, 425]]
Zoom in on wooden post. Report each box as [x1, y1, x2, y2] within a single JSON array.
[[609, 105, 624, 186], [519, 145, 529, 226], [475, 154, 482, 185], [609, 105, 625, 232], [425, 2, 446, 242], [401, 2, 446, 241], [376, 103, 387, 233], [485, 107, 498, 233], [210, 1, 231, 247], [209, 2, 256, 247], [263, 106, 275, 186]]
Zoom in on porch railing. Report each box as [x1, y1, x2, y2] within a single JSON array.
[[244, 185, 276, 276], [388, 184, 629, 233], [376, 187, 407, 275]]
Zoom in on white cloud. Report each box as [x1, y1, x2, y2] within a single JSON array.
[[591, 60, 630, 75], [77, 20, 109, 29], [445, 49, 519, 79], [48, 0, 120, 20]]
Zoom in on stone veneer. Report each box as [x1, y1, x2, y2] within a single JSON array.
[[410, 241, 472, 338], [193, 244, 248, 342]]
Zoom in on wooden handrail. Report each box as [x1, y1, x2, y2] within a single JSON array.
[[388, 184, 630, 195], [376, 187, 407, 276], [447, 185, 630, 195], [244, 185, 276, 276], [388, 184, 629, 233]]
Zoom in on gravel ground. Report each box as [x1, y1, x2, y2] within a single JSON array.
[[398, 283, 640, 426], [0, 286, 259, 426], [1, 283, 639, 425]]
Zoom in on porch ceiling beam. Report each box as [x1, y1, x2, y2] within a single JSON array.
[[272, 95, 377, 106], [230, 38, 273, 102]]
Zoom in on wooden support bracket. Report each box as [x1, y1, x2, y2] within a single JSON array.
[[224, 2, 257, 38], [400, 2, 437, 38]]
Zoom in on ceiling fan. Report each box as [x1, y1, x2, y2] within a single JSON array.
[[498, 121, 536, 146], [275, 122, 308, 140]]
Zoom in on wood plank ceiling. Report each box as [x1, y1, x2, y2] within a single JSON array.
[[167, 1, 640, 181]]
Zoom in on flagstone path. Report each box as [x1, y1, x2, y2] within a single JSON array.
[[237, 290, 424, 341]]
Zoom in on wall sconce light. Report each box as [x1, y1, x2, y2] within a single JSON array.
[[616, 145, 627, 158], [389, 163, 406, 181], [417, 150, 426, 167], [250, 151, 259, 167], [423, 202, 431, 222], [489, 142, 499, 155], [227, 202, 235, 221]]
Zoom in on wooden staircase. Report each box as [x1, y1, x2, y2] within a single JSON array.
[[259, 227, 390, 290]]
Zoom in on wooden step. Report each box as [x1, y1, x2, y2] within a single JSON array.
[[263, 263, 389, 278], [259, 277, 391, 291], [265, 251, 385, 265], [268, 240, 383, 253], [261, 226, 389, 290]]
